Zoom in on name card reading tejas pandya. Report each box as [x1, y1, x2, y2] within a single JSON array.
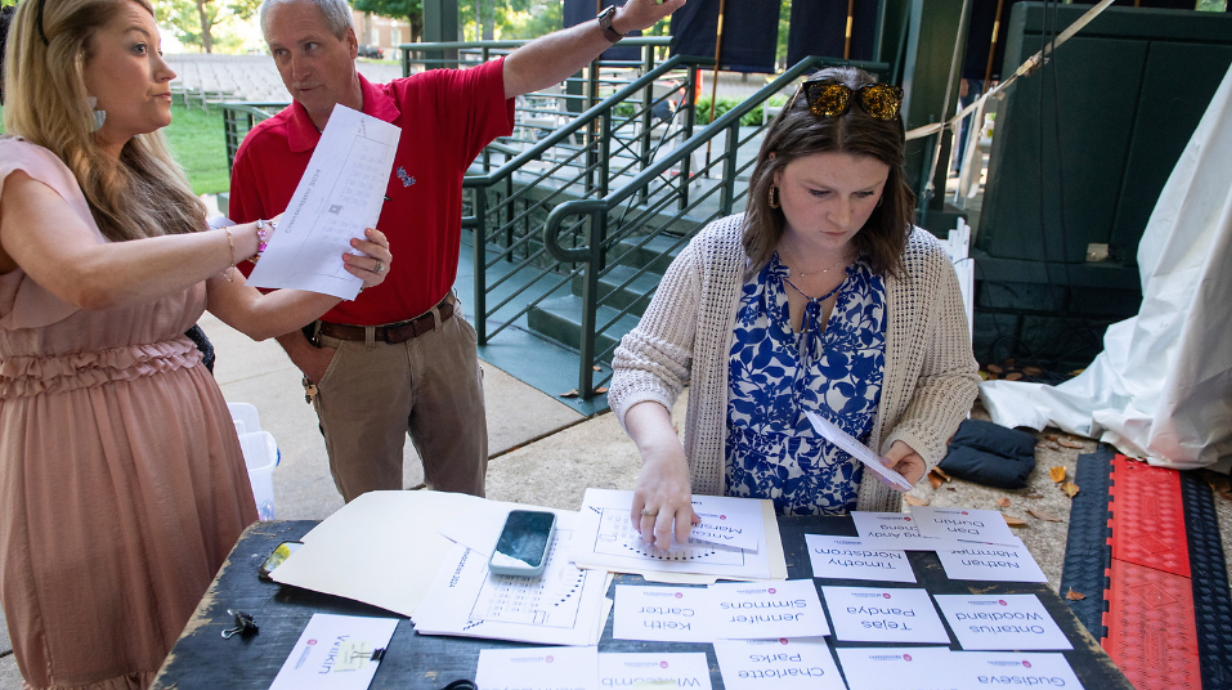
[[821, 586, 951, 644], [713, 638, 846, 690], [709, 580, 829, 639], [805, 534, 917, 583], [613, 585, 714, 643], [910, 507, 1021, 546], [933, 594, 1072, 651]]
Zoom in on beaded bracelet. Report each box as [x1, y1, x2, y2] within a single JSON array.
[[249, 219, 274, 264], [222, 226, 236, 281]]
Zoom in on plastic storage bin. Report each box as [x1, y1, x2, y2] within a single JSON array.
[[238, 431, 277, 521]]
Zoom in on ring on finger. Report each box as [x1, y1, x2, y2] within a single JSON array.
[[373, 260, 384, 274], [640, 508, 658, 517]]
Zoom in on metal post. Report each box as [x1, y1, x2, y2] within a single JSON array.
[[678, 68, 697, 212], [598, 111, 613, 271], [720, 123, 739, 215], [578, 211, 605, 398], [638, 45, 655, 205], [423, 0, 459, 68], [472, 187, 488, 344]]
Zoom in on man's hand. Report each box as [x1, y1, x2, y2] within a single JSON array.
[[276, 330, 336, 385], [612, 0, 688, 36]]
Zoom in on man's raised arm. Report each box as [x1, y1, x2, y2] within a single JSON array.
[[503, 0, 686, 100]]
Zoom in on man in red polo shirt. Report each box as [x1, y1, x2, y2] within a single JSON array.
[[230, 0, 684, 503]]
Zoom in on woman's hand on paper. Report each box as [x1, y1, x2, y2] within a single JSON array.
[[631, 445, 698, 551], [880, 440, 927, 492], [344, 227, 392, 290]]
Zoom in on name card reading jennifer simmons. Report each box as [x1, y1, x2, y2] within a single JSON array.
[[933, 594, 1072, 650], [709, 580, 829, 639], [820, 587, 950, 644], [805, 534, 916, 583]]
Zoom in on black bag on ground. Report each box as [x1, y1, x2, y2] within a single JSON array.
[[938, 419, 1036, 489]]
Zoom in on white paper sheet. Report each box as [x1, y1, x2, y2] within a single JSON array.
[[573, 489, 779, 580], [910, 507, 1021, 547], [713, 638, 846, 689], [805, 411, 912, 490], [804, 535, 917, 583], [413, 533, 608, 646], [476, 646, 600, 690], [598, 653, 713, 690], [247, 104, 400, 299], [834, 648, 958, 690], [267, 614, 398, 690], [949, 652, 1083, 689], [820, 587, 951, 644], [709, 580, 830, 639], [690, 495, 765, 552], [849, 512, 959, 551], [613, 585, 714, 643], [933, 594, 1072, 651], [935, 544, 1048, 584], [272, 491, 489, 617]]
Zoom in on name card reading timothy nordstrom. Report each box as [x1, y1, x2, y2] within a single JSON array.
[[805, 534, 917, 583], [821, 586, 951, 644]]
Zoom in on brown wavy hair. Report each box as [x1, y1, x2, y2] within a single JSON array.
[[743, 66, 915, 277], [3, 0, 206, 242]]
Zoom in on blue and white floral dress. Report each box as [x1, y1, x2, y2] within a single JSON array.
[[725, 251, 887, 515]]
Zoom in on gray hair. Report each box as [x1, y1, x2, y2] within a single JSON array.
[[260, 0, 354, 41]]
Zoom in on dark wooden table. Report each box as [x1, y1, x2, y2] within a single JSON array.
[[153, 518, 1131, 689]]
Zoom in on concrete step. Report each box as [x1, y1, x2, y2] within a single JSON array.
[[607, 232, 686, 274], [570, 264, 663, 317], [526, 295, 642, 360]]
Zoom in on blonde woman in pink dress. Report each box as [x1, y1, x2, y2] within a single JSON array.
[[0, 0, 392, 687]]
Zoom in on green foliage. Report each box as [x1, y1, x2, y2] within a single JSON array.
[[352, 0, 421, 19], [163, 103, 230, 195], [155, 0, 261, 53], [1196, 0, 1227, 10], [695, 95, 787, 127], [496, 0, 562, 40]]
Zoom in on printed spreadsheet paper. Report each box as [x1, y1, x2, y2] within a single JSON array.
[[248, 104, 399, 299]]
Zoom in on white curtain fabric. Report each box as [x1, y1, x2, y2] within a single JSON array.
[[979, 63, 1232, 470]]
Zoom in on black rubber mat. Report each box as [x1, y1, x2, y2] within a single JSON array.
[[1180, 470, 1232, 690], [1059, 448, 1115, 640]]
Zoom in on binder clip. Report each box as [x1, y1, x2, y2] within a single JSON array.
[[370, 647, 386, 662], [221, 609, 259, 639]]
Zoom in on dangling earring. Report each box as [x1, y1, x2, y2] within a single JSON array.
[[87, 96, 106, 132], [876, 195, 884, 208], [768, 185, 781, 209]]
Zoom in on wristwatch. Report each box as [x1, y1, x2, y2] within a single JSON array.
[[597, 6, 626, 44]]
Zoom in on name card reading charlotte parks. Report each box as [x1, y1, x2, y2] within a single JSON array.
[[709, 580, 829, 639], [613, 586, 713, 643], [820, 587, 951, 644], [713, 638, 846, 690], [933, 594, 1072, 651], [805, 534, 917, 583]]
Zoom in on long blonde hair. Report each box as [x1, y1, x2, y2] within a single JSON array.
[[3, 0, 205, 242]]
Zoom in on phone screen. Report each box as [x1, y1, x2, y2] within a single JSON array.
[[259, 541, 303, 578], [492, 510, 555, 569]]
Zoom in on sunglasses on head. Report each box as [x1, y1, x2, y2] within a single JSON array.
[[789, 81, 904, 122]]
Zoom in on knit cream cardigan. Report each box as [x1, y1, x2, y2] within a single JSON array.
[[609, 214, 981, 513]]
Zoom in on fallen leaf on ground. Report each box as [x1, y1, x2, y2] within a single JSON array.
[[1061, 482, 1081, 498], [905, 495, 930, 507], [1003, 515, 1028, 526], [1028, 508, 1063, 522], [1043, 442, 1062, 451], [1045, 433, 1059, 442], [946, 486, 956, 491], [1027, 493, 1043, 499], [1057, 440, 1084, 449], [592, 365, 602, 372], [1066, 588, 1086, 601], [593, 386, 609, 394], [1024, 366, 1044, 376], [1049, 466, 1067, 483], [932, 466, 952, 481], [997, 497, 1011, 508], [987, 364, 1004, 374], [559, 389, 579, 398], [1006, 372, 1024, 381], [928, 473, 944, 489]]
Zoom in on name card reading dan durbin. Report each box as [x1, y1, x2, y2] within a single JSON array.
[[933, 594, 1072, 651], [910, 507, 1020, 546], [821, 586, 951, 644], [805, 534, 917, 584], [713, 638, 845, 690], [613, 585, 713, 643], [709, 580, 829, 639]]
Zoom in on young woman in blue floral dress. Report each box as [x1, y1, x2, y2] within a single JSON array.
[[610, 67, 980, 549]]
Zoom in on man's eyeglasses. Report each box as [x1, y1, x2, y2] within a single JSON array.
[[789, 81, 904, 122]]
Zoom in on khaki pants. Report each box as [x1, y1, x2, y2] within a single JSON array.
[[313, 309, 487, 503]]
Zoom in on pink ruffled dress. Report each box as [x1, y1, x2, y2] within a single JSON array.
[[0, 137, 257, 689]]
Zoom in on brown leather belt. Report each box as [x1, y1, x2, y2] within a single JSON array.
[[318, 296, 454, 344]]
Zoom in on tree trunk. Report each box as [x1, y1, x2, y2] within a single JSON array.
[[410, 9, 423, 43], [196, 0, 213, 53], [480, 0, 494, 41]]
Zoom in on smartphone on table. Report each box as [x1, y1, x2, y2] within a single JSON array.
[[258, 541, 303, 580], [488, 510, 556, 578]]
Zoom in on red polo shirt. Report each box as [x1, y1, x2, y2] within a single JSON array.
[[230, 59, 515, 325]]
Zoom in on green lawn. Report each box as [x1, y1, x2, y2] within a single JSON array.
[[0, 103, 230, 195]]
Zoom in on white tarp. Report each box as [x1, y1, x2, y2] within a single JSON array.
[[979, 63, 1232, 470]]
